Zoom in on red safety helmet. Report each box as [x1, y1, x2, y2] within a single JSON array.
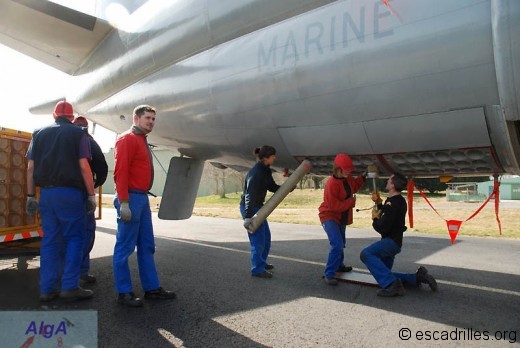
[[73, 115, 88, 127], [53, 100, 74, 118], [334, 153, 355, 174]]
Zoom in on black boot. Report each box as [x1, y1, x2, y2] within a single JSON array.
[[323, 277, 338, 286], [337, 265, 353, 273], [251, 271, 273, 279], [416, 266, 438, 291], [80, 274, 97, 284], [117, 292, 144, 307], [59, 287, 94, 301], [144, 287, 177, 300], [377, 279, 405, 297], [39, 291, 60, 302]]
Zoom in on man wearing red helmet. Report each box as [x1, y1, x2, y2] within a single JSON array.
[[72, 116, 108, 285], [318, 153, 366, 285], [26, 100, 97, 302]]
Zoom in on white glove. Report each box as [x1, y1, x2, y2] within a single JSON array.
[[87, 195, 97, 215], [120, 201, 132, 222], [243, 218, 252, 231], [26, 196, 39, 216]]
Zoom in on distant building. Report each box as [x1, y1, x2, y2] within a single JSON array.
[[477, 176, 520, 200], [446, 182, 485, 202]]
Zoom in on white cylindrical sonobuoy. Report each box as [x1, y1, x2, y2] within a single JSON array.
[[247, 160, 312, 233]]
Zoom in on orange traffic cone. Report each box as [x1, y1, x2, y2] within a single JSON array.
[[446, 220, 462, 244]]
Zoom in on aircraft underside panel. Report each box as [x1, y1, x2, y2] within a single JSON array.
[[364, 108, 491, 153], [280, 107, 503, 177], [297, 147, 501, 177], [279, 108, 491, 155]]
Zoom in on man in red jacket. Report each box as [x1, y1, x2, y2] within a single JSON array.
[[113, 105, 176, 307], [319, 153, 366, 285]]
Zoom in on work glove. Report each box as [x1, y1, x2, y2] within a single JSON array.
[[371, 191, 383, 205], [120, 201, 132, 222], [243, 218, 252, 231], [371, 207, 382, 220], [87, 195, 97, 215], [25, 196, 39, 216]]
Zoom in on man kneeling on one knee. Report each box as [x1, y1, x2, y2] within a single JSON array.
[[360, 173, 438, 297]]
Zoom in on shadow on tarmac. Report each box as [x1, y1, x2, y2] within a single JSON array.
[[1, 225, 518, 347]]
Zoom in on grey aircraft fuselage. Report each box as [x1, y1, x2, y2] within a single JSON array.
[[1, 0, 520, 218]]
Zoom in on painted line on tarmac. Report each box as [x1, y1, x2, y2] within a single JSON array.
[[163, 236, 326, 266], [435, 280, 520, 297], [165, 237, 520, 297]]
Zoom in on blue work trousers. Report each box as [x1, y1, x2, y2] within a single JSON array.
[[80, 212, 96, 276], [240, 205, 271, 275], [39, 187, 87, 293], [360, 238, 416, 288], [322, 220, 346, 278], [113, 193, 160, 293]]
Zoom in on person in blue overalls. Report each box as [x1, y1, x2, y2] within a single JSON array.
[[113, 105, 176, 307], [26, 100, 97, 302], [72, 116, 108, 285], [240, 145, 280, 278], [361, 173, 438, 297], [319, 153, 366, 285]]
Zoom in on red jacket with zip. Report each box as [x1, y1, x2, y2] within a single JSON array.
[[318, 175, 365, 225], [114, 129, 153, 201]]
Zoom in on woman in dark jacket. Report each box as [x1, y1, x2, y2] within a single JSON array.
[[240, 145, 280, 278]]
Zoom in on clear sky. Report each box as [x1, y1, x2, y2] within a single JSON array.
[[0, 1, 116, 153]]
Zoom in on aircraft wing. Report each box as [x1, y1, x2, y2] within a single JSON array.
[[0, 0, 113, 75]]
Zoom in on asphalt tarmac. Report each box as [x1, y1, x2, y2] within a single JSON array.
[[1, 208, 519, 347]]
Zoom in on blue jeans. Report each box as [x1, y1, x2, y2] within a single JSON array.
[[240, 205, 271, 275], [80, 212, 96, 276], [360, 238, 416, 288], [113, 193, 160, 293], [39, 187, 86, 293], [322, 220, 346, 278]]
